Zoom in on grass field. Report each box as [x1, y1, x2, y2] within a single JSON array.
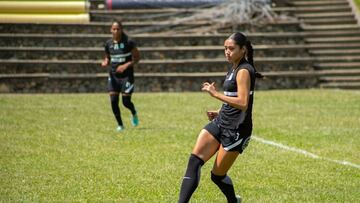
[[1, 90, 359, 202], [355, 0, 360, 9]]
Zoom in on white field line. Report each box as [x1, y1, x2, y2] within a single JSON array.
[[253, 136, 360, 169]]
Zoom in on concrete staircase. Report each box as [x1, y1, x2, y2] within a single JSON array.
[[0, 0, 359, 92], [288, 0, 360, 89]]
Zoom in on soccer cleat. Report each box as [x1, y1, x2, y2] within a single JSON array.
[[236, 195, 242, 203], [131, 114, 139, 127], [116, 125, 125, 132]]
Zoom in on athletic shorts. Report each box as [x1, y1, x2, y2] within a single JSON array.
[[204, 120, 252, 153], [108, 76, 134, 94]]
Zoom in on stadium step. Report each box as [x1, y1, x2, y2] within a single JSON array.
[[320, 82, 360, 89], [0, 69, 321, 93], [291, 0, 360, 89], [274, 5, 352, 13], [306, 37, 360, 43], [301, 24, 360, 31], [0, 45, 310, 60], [320, 76, 360, 82], [3, 31, 360, 47], [0, 58, 314, 74], [309, 49, 360, 56], [300, 18, 357, 25], [0, 19, 300, 34], [296, 12, 354, 19], [314, 62, 360, 70], [6, 48, 360, 63], [290, 0, 348, 7], [0, 32, 307, 47]]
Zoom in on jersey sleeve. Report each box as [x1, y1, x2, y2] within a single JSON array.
[[127, 40, 137, 50]]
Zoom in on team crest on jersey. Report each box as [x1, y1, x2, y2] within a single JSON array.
[[120, 43, 124, 49]]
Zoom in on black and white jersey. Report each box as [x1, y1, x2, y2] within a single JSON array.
[[104, 34, 136, 78], [216, 60, 256, 130]]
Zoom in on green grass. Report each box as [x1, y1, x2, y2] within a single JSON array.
[[354, 0, 360, 12], [1, 90, 359, 202], [355, 0, 360, 10]]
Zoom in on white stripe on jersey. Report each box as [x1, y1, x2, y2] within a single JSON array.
[[224, 91, 254, 96], [111, 52, 132, 63], [224, 91, 237, 96]]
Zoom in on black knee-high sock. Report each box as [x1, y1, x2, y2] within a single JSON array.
[[211, 172, 237, 203], [110, 94, 123, 126], [178, 154, 205, 203], [122, 95, 136, 115]]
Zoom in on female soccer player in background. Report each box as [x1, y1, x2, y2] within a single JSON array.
[[101, 20, 140, 132]]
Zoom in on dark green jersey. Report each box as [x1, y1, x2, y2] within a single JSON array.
[[104, 34, 136, 78]]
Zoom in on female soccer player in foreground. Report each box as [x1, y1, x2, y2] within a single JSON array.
[[178, 32, 263, 203], [101, 20, 140, 132]]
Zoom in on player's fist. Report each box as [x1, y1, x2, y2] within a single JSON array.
[[206, 110, 218, 121], [101, 58, 109, 67]]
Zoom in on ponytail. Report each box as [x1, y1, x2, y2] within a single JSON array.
[[245, 40, 264, 79]]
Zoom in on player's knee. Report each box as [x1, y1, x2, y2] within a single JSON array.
[[122, 96, 132, 107], [211, 172, 232, 185], [110, 94, 119, 105], [211, 172, 223, 183]]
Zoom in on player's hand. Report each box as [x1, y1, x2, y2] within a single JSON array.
[[201, 82, 217, 97], [101, 59, 109, 67], [206, 110, 219, 121], [116, 65, 126, 73]]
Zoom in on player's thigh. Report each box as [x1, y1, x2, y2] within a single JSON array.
[[192, 129, 220, 162], [212, 145, 239, 175]]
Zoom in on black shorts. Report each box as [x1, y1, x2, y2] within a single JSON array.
[[204, 121, 252, 153], [108, 76, 134, 94]]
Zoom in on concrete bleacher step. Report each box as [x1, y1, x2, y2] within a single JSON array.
[[91, 7, 293, 22], [296, 12, 354, 19], [306, 37, 360, 43], [274, 5, 351, 13], [0, 69, 322, 93], [0, 57, 314, 74], [89, 6, 352, 22], [316, 69, 360, 76], [0, 32, 307, 47], [290, 0, 348, 7], [320, 82, 360, 89], [0, 19, 300, 34], [301, 24, 360, 31], [300, 18, 357, 25], [3, 31, 360, 47], [309, 49, 360, 56], [0, 45, 310, 60], [314, 62, 360, 69], [320, 76, 360, 82]]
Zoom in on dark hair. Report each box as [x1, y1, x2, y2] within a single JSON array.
[[111, 19, 128, 41], [228, 32, 264, 79], [111, 19, 122, 27]]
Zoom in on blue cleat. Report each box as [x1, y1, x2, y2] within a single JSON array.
[[116, 125, 125, 132], [131, 114, 139, 127]]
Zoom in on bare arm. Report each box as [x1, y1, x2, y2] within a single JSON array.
[[202, 69, 251, 111]]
